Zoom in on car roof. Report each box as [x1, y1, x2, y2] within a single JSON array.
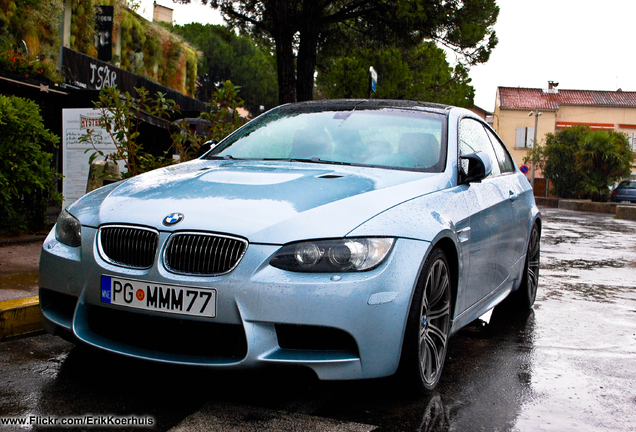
[[278, 99, 453, 115]]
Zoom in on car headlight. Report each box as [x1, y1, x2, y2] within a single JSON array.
[[55, 210, 82, 247], [270, 238, 395, 272]]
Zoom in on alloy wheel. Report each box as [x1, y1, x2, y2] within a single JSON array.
[[419, 257, 451, 387]]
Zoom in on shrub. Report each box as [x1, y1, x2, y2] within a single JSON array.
[[526, 125, 588, 199], [0, 95, 62, 234], [83, 81, 245, 178], [577, 130, 634, 201], [525, 125, 634, 201]]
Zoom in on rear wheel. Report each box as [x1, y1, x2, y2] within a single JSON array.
[[508, 223, 540, 310], [399, 247, 452, 393]]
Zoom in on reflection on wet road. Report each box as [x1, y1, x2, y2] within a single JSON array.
[[1, 207, 635, 431], [510, 208, 636, 432]]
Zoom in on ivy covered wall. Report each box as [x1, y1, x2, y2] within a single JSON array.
[[0, 0, 198, 97], [112, 2, 198, 96], [0, 0, 64, 82], [70, 0, 97, 56]]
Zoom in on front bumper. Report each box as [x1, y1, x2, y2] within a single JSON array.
[[39, 227, 430, 380]]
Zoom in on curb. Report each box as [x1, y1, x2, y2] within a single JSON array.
[[558, 200, 618, 214], [534, 197, 560, 208], [536, 199, 636, 221], [616, 205, 636, 221], [0, 296, 43, 339]]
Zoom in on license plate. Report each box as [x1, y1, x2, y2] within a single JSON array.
[[100, 276, 216, 317]]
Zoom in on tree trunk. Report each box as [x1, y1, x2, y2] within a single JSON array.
[[274, 28, 296, 104], [296, 30, 319, 101], [296, 0, 321, 102], [268, 0, 296, 104]]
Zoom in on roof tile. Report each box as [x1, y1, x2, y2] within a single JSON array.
[[498, 87, 636, 110]]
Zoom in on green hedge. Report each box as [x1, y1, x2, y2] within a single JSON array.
[[0, 95, 62, 234]]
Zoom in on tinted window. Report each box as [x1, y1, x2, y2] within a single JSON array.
[[619, 181, 636, 189], [209, 107, 447, 171], [458, 118, 501, 177], [485, 127, 515, 173]]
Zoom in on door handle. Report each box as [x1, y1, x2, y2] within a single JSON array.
[[508, 190, 518, 201]]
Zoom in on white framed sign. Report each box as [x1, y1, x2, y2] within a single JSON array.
[[62, 108, 122, 209]]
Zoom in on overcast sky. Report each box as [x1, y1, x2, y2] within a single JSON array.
[[143, 0, 636, 111], [139, 0, 223, 26]]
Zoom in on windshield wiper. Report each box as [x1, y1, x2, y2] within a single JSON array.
[[263, 157, 353, 166], [206, 155, 238, 160]]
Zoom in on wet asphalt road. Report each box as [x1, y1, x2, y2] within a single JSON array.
[[1, 207, 635, 431]]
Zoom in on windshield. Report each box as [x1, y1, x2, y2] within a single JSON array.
[[207, 106, 447, 171]]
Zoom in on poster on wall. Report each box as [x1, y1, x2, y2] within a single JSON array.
[[62, 108, 122, 209], [95, 6, 114, 62]]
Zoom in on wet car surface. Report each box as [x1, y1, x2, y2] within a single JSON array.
[[2, 207, 635, 431]]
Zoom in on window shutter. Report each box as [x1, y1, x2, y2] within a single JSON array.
[[515, 127, 526, 148], [526, 127, 535, 148]]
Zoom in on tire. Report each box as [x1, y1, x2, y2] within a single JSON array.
[[399, 247, 452, 393], [508, 223, 540, 310]]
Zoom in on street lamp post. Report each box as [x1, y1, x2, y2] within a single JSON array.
[[528, 110, 542, 190]]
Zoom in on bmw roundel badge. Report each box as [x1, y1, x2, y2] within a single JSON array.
[[163, 213, 184, 226]]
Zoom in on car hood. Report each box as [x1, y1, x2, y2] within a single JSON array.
[[69, 159, 449, 244]]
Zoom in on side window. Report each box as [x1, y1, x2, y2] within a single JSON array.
[[485, 128, 515, 174], [458, 118, 501, 177]]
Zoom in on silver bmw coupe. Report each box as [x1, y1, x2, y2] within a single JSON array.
[[40, 99, 541, 392]]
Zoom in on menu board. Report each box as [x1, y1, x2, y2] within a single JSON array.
[[62, 108, 122, 208]]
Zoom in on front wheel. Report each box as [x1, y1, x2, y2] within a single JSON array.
[[399, 247, 452, 393]]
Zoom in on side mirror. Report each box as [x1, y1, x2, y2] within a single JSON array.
[[196, 140, 218, 158], [460, 151, 492, 184]]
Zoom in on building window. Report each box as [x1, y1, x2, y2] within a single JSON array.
[[515, 127, 535, 149]]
